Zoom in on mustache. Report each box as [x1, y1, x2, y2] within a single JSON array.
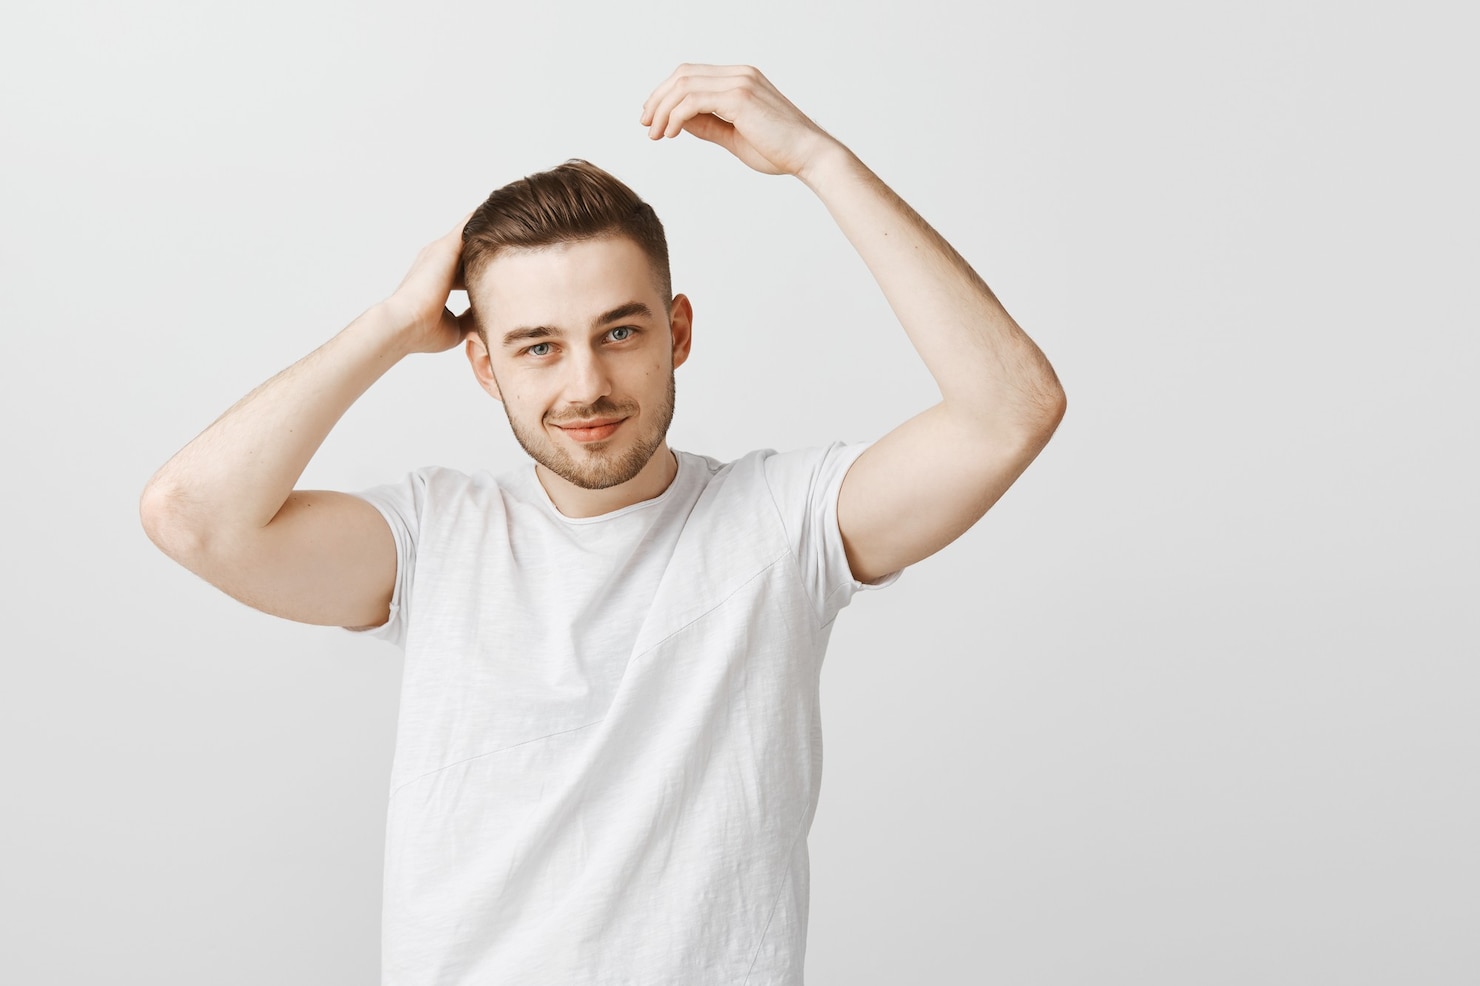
[[545, 397, 638, 426]]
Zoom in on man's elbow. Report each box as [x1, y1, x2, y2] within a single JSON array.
[[1010, 380, 1066, 447], [139, 480, 210, 566], [1039, 384, 1067, 436], [994, 352, 1067, 441]]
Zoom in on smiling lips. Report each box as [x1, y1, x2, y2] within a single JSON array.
[[553, 417, 627, 443]]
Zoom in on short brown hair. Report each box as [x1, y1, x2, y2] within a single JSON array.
[[461, 159, 671, 329]]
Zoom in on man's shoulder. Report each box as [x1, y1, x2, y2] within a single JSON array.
[[677, 441, 869, 507], [678, 442, 857, 473], [673, 446, 779, 491], [355, 462, 528, 513]]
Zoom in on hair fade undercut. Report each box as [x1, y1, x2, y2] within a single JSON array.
[[460, 159, 672, 337]]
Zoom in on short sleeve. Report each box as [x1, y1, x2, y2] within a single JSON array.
[[762, 441, 902, 626], [341, 470, 428, 648]]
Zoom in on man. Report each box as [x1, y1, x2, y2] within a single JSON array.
[[141, 64, 1065, 985]]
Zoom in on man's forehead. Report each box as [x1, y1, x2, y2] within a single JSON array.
[[477, 290, 664, 338], [467, 242, 666, 336], [473, 233, 666, 307], [470, 236, 657, 293]]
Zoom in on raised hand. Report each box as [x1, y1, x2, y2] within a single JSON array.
[[381, 212, 477, 355], [639, 64, 845, 180]]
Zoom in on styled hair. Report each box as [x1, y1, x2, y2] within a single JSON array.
[[460, 159, 671, 334]]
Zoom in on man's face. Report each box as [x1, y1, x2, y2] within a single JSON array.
[[465, 235, 692, 492]]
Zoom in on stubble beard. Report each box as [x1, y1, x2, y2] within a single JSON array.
[[504, 372, 677, 491]]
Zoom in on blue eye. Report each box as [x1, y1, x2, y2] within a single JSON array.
[[609, 326, 635, 341], [528, 342, 553, 357]]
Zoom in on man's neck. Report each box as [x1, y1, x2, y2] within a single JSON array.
[[535, 444, 680, 518]]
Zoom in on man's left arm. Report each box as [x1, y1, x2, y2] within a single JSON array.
[[643, 64, 1067, 583]]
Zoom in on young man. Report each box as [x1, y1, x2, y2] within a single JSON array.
[[141, 64, 1065, 985]]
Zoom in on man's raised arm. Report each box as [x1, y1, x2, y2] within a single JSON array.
[[139, 215, 474, 628], [641, 64, 1067, 583]]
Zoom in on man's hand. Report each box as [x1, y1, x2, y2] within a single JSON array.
[[381, 211, 477, 355], [643, 63, 1067, 584], [139, 212, 482, 628], [640, 64, 844, 181]]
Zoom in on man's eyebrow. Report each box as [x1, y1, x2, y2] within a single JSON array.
[[501, 326, 556, 347], [500, 301, 657, 348], [594, 301, 656, 325]]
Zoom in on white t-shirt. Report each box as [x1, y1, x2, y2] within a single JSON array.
[[348, 442, 898, 985]]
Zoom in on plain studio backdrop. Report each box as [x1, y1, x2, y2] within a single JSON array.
[[2, 0, 1475, 982]]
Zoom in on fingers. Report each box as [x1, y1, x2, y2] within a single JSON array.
[[646, 78, 754, 139], [452, 210, 475, 241], [640, 64, 757, 121], [676, 111, 737, 151], [397, 213, 471, 304], [640, 64, 770, 136], [426, 211, 472, 278], [450, 209, 474, 290]]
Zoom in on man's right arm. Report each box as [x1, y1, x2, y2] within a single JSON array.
[[138, 216, 473, 629]]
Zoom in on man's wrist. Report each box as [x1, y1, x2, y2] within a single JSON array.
[[353, 301, 420, 361], [795, 138, 862, 193]]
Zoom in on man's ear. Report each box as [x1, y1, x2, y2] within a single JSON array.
[[669, 293, 694, 370], [464, 329, 503, 402]]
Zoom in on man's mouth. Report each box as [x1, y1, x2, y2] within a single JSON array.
[[553, 417, 627, 443]]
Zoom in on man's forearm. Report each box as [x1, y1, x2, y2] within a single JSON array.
[[141, 303, 411, 547], [798, 145, 1065, 432]]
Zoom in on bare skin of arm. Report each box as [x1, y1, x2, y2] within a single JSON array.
[[641, 65, 1067, 583], [139, 217, 473, 627]]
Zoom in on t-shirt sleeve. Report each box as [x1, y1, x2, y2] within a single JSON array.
[[341, 470, 428, 648], [762, 441, 902, 626]]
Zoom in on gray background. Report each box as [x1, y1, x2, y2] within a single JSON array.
[[3, 0, 1475, 982]]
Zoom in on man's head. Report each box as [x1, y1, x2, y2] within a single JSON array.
[[460, 159, 672, 317], [460, 160, 692, 498]]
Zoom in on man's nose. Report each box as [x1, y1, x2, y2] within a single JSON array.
[[561, 349, 613, 407]]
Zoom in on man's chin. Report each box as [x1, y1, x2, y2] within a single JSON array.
[[541, 444, 658, 491]]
